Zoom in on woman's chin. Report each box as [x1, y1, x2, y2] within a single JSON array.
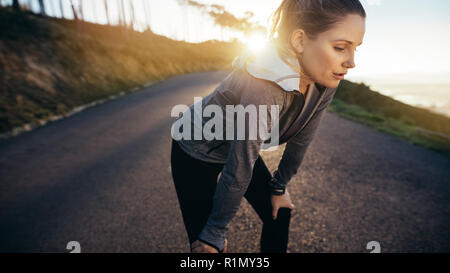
[[318, 79, 341, 89]]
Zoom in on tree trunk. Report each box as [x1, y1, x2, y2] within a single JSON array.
[[129, 0, 135, 29], [12, 0, 20, 12], [38, 0, 46, 16], [117, 0, 122, 26], [79, 0, 84, 21], [104, 0, 110, 25], [59, 0, 65, 18], [70, 0, 79, 21], [120, 0, 126, 27]]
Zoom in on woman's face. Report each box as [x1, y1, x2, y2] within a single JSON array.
[[295, 14, 366, 88]]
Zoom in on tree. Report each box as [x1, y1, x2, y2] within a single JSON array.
[[120, 0, 126, 26], [59, 0, 65, 18], [70, 0, 79, 21], [79, 0, 84, 21], [129, 0, 136, 29], [38, 0, 46, 16], [12, 0, 21, 12], [104, 0, 111, 25], [180, 0, 266, 39]]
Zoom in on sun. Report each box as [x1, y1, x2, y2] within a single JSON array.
[[243, 32, 268, 53]]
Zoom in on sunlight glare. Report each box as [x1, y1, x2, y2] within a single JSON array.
[[243, 33, 268, 53]]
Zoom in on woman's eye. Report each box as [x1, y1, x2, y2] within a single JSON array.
[[334, 47, 345, 52]]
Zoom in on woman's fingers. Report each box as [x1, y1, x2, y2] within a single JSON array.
[[191, 240, 219, 253], [272, 205, 279, 220], [271, 189, 296, 220]]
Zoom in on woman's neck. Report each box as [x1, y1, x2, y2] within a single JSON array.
[[299, 78, 313, 96], [297, 60, 314, 96]]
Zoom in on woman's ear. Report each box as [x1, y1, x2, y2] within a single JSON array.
[[290, 29, 306, 55]]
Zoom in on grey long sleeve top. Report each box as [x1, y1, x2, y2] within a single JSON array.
[[171, 42, 337, 251]]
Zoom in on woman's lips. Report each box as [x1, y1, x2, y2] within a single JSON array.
[[333, 73, 345, 80]]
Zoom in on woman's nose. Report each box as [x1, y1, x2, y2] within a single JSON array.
[[344, 60, 355, 69], [344, 53, 356, 69]]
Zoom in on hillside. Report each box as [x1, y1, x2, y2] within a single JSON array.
[[0, 7, 243, 135]]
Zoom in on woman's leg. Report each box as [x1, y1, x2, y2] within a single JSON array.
[[244, 156, 292, 253], [170, 139, 224, 250]]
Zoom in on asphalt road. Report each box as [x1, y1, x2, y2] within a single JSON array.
[[1, 71, 449, 253]]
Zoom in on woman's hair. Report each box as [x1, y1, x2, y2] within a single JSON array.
[[268, 0, 366, 73]]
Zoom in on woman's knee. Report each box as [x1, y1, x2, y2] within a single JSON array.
[[263, 207, 292, 226]]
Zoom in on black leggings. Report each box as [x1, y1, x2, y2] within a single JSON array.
[[170, 139, 292, 253]]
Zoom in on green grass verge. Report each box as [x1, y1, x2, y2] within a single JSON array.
[[329, 98, 450, 157]]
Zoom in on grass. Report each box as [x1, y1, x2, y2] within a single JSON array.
[[329, 81, 450, 156]]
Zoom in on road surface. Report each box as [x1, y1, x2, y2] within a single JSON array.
[[1, 71, 449, 253]]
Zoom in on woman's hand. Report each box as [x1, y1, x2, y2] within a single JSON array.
[[191, 240, 218, 253], [270, 189, 295, 220], [191, 239, 227, 253]]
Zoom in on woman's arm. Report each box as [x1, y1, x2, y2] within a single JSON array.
[[270, 88, 337, 190], [196, 76, 280, 252], [197, 137, 264, 251]]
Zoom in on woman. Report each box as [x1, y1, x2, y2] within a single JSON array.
[[170, 0, 366, 253]]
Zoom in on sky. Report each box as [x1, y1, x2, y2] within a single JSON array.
[[22, 0, 449, 82], [349, 0, 450, 82], [199, 0, 450, 83], [12, 0, 450, 115]]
